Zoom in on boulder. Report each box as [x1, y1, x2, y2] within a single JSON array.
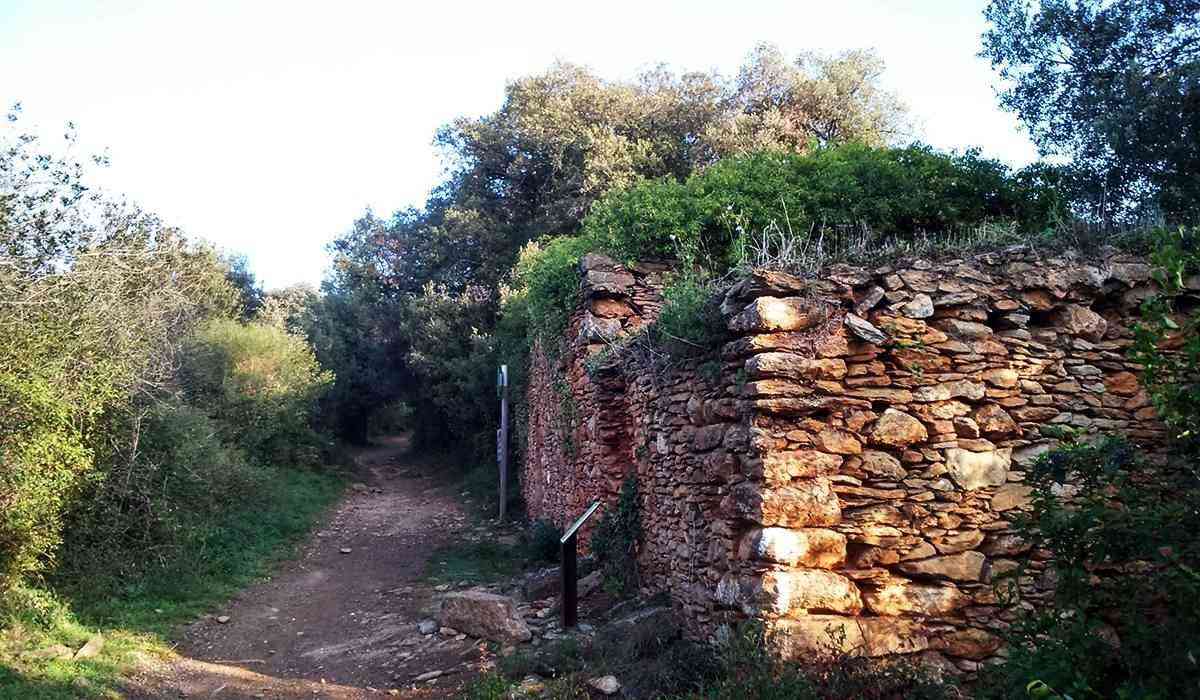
[[731, 479, 842, 527], [439, 591, 532, 644], [773, 616, 928, 658]]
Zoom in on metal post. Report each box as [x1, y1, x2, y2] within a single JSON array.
[[561, 532, 578, 629], [497, 365, 509, 522], [559, 500, 600, 630]]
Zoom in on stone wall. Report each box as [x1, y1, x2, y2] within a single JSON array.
[[522, 246, 1168, 673]]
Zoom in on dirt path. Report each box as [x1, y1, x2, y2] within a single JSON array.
[[127, 438, 490, 699]]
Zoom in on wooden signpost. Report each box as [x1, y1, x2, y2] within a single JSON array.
[[560, 500, 601, 629], [496, 365, 509, 522]]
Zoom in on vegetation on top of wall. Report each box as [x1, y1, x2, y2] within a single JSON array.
[[582, 143, 1064, 269]]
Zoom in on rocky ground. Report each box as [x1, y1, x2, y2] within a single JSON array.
[[124, 439, 598, 699]]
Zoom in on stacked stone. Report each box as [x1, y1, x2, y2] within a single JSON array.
[[715, 248, 1173, 674], [523, 246, 1183, 672]]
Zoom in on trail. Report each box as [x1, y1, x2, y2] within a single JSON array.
[[127, 437, 486, 699]]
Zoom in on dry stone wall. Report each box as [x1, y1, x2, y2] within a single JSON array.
[[523, 246, 1167, 674]]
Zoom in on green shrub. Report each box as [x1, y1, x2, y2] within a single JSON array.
[[590, 476, 642, 597], [56, 401, 264, 583], [180, 319, 333, 466], [654, 271, 725, 358], [0, 375, 92, 592], [584, 143, 1063, 269], [509, 235, 597, 348]]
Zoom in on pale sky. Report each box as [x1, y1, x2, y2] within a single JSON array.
[[0, 0, 1035, 289]]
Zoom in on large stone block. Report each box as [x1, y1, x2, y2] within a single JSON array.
[[737, 527, 847, 568], [759, 450, 843, 481], [869, 409, 929, 448], [729, 297, 828, 333], [862, 580, 969, 616], [730, 479, 842, 527], [745, 353, 848, 381], [757, 570, 863, 615], [897, 551, 986, 582], [944, 447, 1011, 489], [773, 616, 928, 658], [1053, 303, 1107, 342]]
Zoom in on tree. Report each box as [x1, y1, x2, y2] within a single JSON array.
[[981, 0, 1200, 222]]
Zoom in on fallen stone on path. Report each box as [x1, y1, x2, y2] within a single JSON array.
[[417, 619, 438, 635], [439, 590, 532, 644]]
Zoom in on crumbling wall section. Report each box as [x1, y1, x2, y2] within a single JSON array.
[[523, 246, 1168, 671]]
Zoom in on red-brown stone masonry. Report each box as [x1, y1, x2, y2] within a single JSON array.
[[522, 248, 1177, 674]]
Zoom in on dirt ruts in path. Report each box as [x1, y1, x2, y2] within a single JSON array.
[[127, 438, 486, 699]]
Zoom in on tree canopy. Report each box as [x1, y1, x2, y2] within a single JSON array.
[[981, 0, 1200, 221]]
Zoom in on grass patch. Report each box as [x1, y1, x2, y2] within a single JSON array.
[[0, 465, 344, 700]]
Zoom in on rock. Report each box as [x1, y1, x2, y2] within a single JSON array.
[[413, 670, 444, 682], [439, 591, 532, 644], [746, 353, 848, 381], [981, 368, 1019, 388], [815, 429, 862, 455], [513, 676, 547, 697], [417, 619, 438, 635], [521, 566, 561, 601], [774, 616, 928, 658], [216, 615, 231, 624], [729, 297, 828, 333], [73, 634, 104, 660], [931, 530, 984, 554], [855, 286, 886, 314], [592, 297, 634, 318], [578, 570, 602, 599], [737, 527, 847, 568], [870, 409, 928, 448], [914, 380, 986, 402], [588, 675, 621, 695], [845, 313, 888, 344], [756, 569, 863, 615], [897, 551, 986, 582], [733, 479, 842, 527], [1053, 303, 1107, 342], [991, 483, 1033, 512], [339, 547, 353, 554], [862, 580, 969, 616], [944, 447, 1011, 489], [935, 628, 1002, 660], [850, 452, 899, 481], [899, 294, 934, 319], [578, 312, 623, 342], [1104, 371, 1140, 396], [936, 319, 993, 339], [759, 450, 843, 481], [973, 404, 1019, 437]]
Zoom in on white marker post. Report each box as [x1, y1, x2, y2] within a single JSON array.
[[496, 365, 509, 522]]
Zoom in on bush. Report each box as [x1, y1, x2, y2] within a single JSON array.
[[583, 143, 1063, 269], [654, 270, 726, 358], [57, 401, 264, 582], [0, 375, 91, 592], [180, 319, 333, 466], [590, 476, 642, 597]]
